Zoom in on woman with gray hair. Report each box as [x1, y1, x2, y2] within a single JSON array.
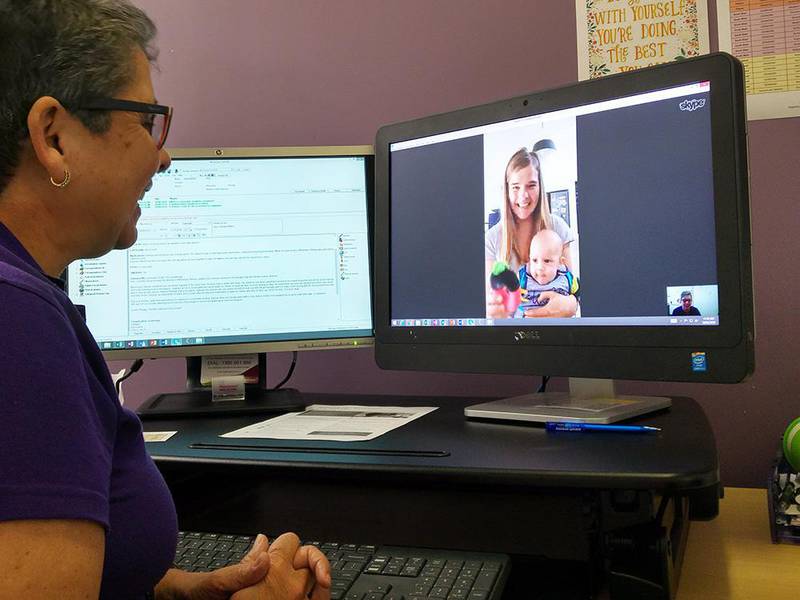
[[0, 1, 330, 598]]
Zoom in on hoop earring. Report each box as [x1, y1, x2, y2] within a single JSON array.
[[50, 169, 71, 188]]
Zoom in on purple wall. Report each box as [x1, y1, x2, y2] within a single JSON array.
[[120, 0, 800, 488]]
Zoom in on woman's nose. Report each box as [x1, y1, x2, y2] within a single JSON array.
[[158, 148, 172, 173]]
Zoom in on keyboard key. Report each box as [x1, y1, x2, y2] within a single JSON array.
[[335, 570, 359, 584], [232, 542, 251, 554], [441, 567, 460, 578], [455, 576, 475, 588], [472, 570, 497, 591], [388, 557, 407, 567], [459, 569, 478, 580], [365, 557, 388, 574], [343, 552, 371, 562], [414, 580, 434, 594]]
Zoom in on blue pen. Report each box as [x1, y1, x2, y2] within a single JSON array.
[[545, 422, 661, 433]]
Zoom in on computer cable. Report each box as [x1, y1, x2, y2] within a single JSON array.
[[537, 375, 550, 393], [271, 351, 298, 390], [115, 358, 144, 396]]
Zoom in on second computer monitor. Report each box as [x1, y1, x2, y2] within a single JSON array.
[[67, 146, 374, 360]]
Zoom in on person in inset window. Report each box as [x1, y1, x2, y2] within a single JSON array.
[[672, 291, 701, 316]]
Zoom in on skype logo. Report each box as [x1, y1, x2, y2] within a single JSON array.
[[679, 98, 706, 112]]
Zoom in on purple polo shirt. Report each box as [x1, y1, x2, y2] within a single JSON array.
[[0, 222, 177, 599]]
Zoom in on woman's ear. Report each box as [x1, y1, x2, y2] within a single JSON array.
[[26, 96, 70, 182]]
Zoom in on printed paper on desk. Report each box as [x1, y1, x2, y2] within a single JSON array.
[[220, 405, 438, 442], [143, 431, 178, 443]]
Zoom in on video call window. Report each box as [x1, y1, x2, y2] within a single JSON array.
[[389, 82, 719, 327]]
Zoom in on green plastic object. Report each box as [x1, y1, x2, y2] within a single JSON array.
[[783, 416, 800, 472]]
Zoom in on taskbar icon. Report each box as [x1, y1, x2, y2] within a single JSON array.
[[111, 336, 206, 349], [391, 318, 489, 327]]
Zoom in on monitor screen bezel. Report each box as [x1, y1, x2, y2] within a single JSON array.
[[373, 53, 753, 382], [69, 145, 375, 360]]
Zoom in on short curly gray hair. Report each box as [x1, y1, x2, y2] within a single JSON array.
[[0, 0, 158, 193]]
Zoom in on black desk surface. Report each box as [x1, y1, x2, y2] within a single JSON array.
[[144, 393, 718, 492]]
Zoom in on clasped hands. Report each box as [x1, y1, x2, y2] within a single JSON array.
[[157, 532, 330, 600]]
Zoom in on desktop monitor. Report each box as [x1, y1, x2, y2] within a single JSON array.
[[66, 146, 374, 416], [374, 53, 753, 419]]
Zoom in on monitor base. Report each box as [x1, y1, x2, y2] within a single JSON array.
[[137, 387, 305, 420], [464, 378, 671, 424]]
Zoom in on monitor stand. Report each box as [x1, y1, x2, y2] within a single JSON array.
[[137, 353, 306, 419], [463, 378, 671, 424]]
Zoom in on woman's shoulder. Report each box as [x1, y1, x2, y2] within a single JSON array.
[[550, 215, 575, 241], [485, 222, 503, 249], [0, 260, 55, 293], [486, 222, 502, 238], [0, 262, 68, 318]]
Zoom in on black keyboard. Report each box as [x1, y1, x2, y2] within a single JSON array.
[[176, 531, 510, 600]]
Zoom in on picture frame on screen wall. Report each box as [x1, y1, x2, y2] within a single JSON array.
[[548, 189, 570, 226]]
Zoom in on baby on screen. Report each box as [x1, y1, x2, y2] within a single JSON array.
[[516, 229, 577, 316]]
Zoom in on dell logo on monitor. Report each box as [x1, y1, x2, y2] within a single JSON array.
[[513, 331, 541, 342]]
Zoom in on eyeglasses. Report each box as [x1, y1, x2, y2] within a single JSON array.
[[72, 98, 173, 150]]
